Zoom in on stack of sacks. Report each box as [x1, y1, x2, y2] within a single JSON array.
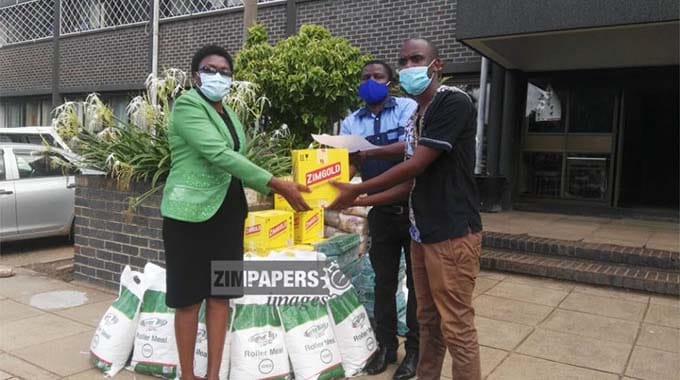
[[91, 264, 232, 379], [92, 246, 379, 379], [229, 295, 292, 380], [324, 209, 370, 256], [129, 263, 179, 378], [269, 248, 377, 378], [90, 266, 149, 377], [350, 251, 408, 336], [312, 233, 363, 279]]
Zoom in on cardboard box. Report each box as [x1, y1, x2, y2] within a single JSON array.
[[273, 193, 293, 210], [293, 208, 325, 244], [288, 148, 350, 209], [243, 210, 294, 255]]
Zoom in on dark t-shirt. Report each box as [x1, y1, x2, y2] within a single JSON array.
[[406, 86, 483, 244]]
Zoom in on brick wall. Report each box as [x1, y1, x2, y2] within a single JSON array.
[[296, 0, 480, 71], [73, 175, 164, 289], [1, 0, 479, 98], [73, 175, 273, 288], [59, 26, 150, 92], [0, 41, 53, 96], [158, 3, 287, 73]]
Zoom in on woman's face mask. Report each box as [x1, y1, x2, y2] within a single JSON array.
[[398, 60, 435, 96], [197, 70, 232, 102]]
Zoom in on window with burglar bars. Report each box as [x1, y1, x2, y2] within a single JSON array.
[[160, 0, 281, 19], [0, 0, 54, 47], [60, 0, 150, 35], [1, 0, 284, 43]]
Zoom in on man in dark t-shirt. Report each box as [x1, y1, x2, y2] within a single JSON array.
[[330, 38, 483, 380]]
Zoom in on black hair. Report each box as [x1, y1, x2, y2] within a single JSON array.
[[405, 38, 440, 60], [190, 44, 233, 74], [362, 60, 395, 82]]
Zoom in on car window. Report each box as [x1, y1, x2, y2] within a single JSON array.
[[0, 151, 5, 181], [0, 133, 58, 148], [14, 150, 75, 179]]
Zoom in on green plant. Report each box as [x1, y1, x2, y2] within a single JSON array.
[[235, 24, 370, 147], [53, 69, 289, 210], [244, 123, 295, 177]]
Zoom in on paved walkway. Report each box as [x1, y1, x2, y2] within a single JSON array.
[[0, 268, 678, 380], [0, 237, 73, 268], [482, 211, 679, 252]]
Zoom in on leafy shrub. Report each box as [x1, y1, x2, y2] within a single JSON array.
[[235, 24, 370, 146], [53, 69, 290, 209]]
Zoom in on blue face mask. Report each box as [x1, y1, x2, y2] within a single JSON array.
[[198, 72, 232, 102], [398, 60, 435, 96], [358, 79, 389, 105]]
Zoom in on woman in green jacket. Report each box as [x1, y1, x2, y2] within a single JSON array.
[[160, 45, 309, 380]]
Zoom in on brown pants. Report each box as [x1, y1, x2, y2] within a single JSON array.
[[411, 232, 482, 380]]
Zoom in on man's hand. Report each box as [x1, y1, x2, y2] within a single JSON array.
[[328, 181, 361, 210], [268, 177, 311, 211]]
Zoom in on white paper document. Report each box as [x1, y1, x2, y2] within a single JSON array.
[[311, 134, 378, 153]]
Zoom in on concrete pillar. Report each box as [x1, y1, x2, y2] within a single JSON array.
[[485, 62, 506, 176], [286, 0, 297, 36], [243, 0, 258, 42], [498, 69, 527, 209], [51, 0, 61, 108]]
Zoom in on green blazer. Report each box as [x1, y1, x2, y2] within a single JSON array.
[[160, 89, 272, 222]]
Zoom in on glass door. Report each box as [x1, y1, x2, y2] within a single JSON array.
[[520, 79, 618, 204]]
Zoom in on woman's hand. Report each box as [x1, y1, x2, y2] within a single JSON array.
[[268, 177, 312, 211]]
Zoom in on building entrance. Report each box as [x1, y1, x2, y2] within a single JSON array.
[[519, 67, 679, 213]]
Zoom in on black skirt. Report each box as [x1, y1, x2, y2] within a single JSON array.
[[162, 178, 248, 308]]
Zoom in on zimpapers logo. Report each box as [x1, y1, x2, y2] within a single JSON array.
[[305, 214, 320, 230], [245, 224, 261, 235], [269, 220, 288, 238], [305, 163, 341, 186]]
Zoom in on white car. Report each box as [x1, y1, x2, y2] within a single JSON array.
[[0, 126, 72, 152], [0, 143, 100, 242]]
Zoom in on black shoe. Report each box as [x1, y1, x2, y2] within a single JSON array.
[[393, 351, 418, 380], [365, 346, 397, 375]]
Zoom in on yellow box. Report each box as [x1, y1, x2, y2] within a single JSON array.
[[293, 208, 324, 244], [274, 193, 293, 210], [290, 148, 350, 209], [243, 210, 294, 255]]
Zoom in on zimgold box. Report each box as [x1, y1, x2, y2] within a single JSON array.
[[243, 210, 294, 255], [276, 148, 350, 209], [293, 208, 325, 244]]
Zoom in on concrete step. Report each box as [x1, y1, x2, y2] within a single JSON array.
[[481, 248, 680, 295], [483, 232, 680, 270]]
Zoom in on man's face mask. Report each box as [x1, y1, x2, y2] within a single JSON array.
[[398, 60, 435, 96], [358, 78, 390, 105]]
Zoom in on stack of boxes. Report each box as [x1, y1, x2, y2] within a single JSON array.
[[244, 148, 350, 255]]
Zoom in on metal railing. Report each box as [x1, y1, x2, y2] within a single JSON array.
[[0, 0, 285, 45], [0, 0, 54, 47], [160, 0, 282, 20], [60, 0, 150, 35]]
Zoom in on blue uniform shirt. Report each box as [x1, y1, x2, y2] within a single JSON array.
[[340, 96, 417, 192]]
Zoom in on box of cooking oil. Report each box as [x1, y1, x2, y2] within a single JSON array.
[[293, 208, 324, 244], [243, 210, 294, 255], [284, 148, 350, 209], [274, 175, 295, 211]]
